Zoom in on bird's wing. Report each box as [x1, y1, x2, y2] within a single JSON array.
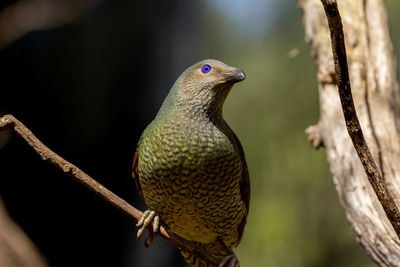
[[231, 130, 250, 245], [222, 121, 250, 246], [132, 143, 145, 201]]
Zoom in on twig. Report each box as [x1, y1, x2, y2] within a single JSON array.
[[320, 0, 400, 238], [0, 114, 225, 265]]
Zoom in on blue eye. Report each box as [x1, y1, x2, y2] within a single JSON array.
[[201, 64, 211, 74]]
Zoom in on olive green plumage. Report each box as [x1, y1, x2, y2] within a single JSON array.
[[132, 59, 250, 266]]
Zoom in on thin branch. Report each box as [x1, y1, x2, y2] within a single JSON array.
[[0, 114, 226, 265], [320, 0, 400, 238]]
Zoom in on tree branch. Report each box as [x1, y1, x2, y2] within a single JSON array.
[[320, 0, 400, 239], [0, 114, 226, 265]]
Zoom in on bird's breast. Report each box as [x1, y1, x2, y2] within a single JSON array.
[[138, 117, 242, 193], [137, 117, 245, 243]]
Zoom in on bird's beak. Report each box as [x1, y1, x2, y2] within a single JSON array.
[[222, 68, 246, 84]]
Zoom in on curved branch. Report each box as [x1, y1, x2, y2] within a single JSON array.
[[320, 0, 400, 238], [0, 114, 226, 265]]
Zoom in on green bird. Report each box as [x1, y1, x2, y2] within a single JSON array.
[[132, 59, 250, 267]]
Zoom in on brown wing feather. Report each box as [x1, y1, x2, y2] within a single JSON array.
[[231, 131, 250, 245], [132, 145, 145, 201], [221, 121, 250, 245]]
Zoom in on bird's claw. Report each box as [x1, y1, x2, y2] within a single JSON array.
[[219, 253, 240, 267], [136, 210, 160, 247]]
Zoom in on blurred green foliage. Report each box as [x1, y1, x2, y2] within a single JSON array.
[[197, 0, 400, 266]]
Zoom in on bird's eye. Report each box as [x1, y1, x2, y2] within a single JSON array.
[[201, 64, 211, 74]]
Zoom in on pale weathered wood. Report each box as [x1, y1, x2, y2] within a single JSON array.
[[301, 0, 400, 265]]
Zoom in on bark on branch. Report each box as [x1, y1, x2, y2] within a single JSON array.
[[0, 114, 227, 266], [302, 0, 400, 265]]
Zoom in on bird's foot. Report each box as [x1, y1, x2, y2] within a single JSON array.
[[136, 210, 160, 247], [219, 252, 240, 267]]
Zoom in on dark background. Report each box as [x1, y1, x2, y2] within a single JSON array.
[[1, 0, 400, 266], [0, 1, 202, 266]]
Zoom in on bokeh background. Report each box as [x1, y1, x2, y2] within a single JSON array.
[[0, 0, 399, 266]]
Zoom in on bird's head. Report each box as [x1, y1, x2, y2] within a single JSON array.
[[166, 59, 246, 120]]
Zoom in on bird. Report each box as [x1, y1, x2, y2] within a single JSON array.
[[132, 59, 250, 267]]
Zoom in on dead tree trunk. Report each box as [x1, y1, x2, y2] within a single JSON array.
[[301, 0, 400, 265], [0, 197, 48, 267]]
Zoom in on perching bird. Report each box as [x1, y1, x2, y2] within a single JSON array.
[[132, 59, 250, 267]]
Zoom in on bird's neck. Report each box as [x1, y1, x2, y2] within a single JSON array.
[[160, 97, 224, 124], [158, 85, 231, 124]]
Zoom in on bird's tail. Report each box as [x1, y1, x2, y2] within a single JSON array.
[[178, 241, 229, 267], [179, 249, 212, 267]]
